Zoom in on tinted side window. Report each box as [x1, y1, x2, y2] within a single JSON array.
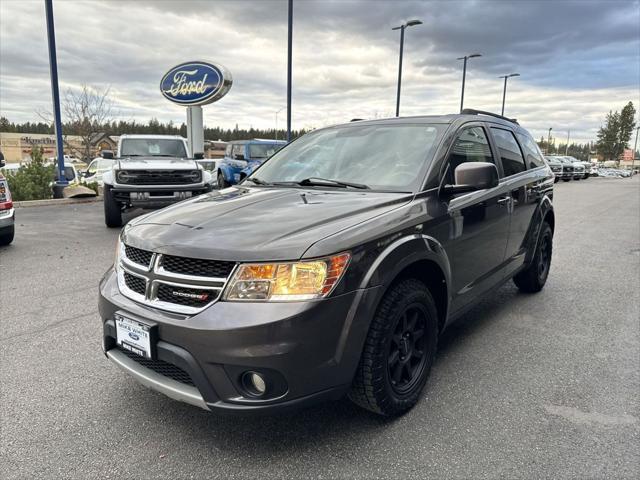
[[445, 126, 495, 184], [516, 132, 545, 169], [491, 127, 526, 176]]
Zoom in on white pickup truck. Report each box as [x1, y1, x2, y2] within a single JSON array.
[[102, 134, 214, 227]]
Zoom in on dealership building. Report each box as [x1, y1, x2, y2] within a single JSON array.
[[0, 132, 120, 164]]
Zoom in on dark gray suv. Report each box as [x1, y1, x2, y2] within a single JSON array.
[[99, 110, 555, 416]]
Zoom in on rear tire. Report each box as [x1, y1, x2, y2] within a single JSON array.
[[513, 222, 553, 293], [103, 186, 122, 228], [349, 279, 438, 416], [0, 225, 14, 246]]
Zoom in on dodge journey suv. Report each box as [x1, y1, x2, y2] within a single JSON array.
[[99, 110, 555, 416]]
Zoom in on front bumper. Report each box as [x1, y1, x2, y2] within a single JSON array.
[[99, 268, 381, 413], [111, 185, 211, 208], [0, 208, 15, 229]]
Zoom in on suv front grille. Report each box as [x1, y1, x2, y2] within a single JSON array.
[[124, 272, 146, 296], [119, 170, 201, 185], [125, 245, 153, 268], [117, 346, 195, 386], [118, 243, 235, 314], [161, 255, 235, 278]]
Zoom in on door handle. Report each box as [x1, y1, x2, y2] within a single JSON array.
[[497, 196, 511, 205]]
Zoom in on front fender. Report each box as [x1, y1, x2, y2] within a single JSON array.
[[358, 234, 452, 292], [102, 170, 114, 186], [218, 164, 236, 184]]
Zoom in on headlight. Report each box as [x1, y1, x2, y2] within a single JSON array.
[[224, 252, 350, 302], [116, 170, 130, 183], [189, 170, 202, 182]]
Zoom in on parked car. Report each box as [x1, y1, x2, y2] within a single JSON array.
[[53, 162, 81, 185], [563, 156, 589, 179], [81, 157, 116, 186], [549, 156, 574, 181], [0, 165, 15, 246], [544, 156, 563, 183], [100, 109, 555, 416], [102, 134, 214, 227], [216, 139, 286, 188]]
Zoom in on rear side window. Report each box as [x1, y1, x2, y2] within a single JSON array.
[[444, 126, 495, 184], [517, 133, 545, 169], [490, 128, 526, 176]]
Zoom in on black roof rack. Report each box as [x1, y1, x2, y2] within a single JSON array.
[[461, 109, 519, 125], [350, 118, 364, 122]]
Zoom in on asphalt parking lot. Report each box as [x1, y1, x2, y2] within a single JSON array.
[[1, 177, 639, 479]]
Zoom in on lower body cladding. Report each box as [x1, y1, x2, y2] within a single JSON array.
[[0, 207, 14, 230], [99, 268, 382, 413]]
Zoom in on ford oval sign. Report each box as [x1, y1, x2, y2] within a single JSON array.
[[160, 61, 232, 106]]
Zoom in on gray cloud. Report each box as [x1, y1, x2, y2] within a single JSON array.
[[0, 0, 638, 143]]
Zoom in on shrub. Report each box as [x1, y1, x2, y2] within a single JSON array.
[[2, 147, 55, 201]]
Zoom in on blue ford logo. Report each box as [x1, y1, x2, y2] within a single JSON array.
[[128, 332, 140, 341], [160, 61, 232, 106]]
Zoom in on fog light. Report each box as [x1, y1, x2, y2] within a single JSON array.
[[242, 371, 267, 397]]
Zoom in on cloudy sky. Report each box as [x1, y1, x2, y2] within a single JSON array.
[[1, 0, 638, 143]]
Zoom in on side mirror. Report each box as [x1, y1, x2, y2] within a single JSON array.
[[194, 152, 205, 160], [0, 159, 5, 168], [442, 162, 499, 196], [101, 150, 114, 159], [233, 153, 245, 161]]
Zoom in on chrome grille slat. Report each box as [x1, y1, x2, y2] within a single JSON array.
[[119, 244, 236, 314]]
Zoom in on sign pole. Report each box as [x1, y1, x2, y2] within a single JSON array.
[[44, 0, 67, 197], [186, 106, 204, 158]]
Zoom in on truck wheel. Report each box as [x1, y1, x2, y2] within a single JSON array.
[[0, 225, 14, 246], [513, 222, 553, 293], [103, 186, 122, 228], [562, 178, 571, 182], [554, 177, 559, 183], [217, 171, 228, 189], [349, 279, 438, 416]]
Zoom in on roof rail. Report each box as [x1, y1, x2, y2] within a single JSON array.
[[461, 109, 519, 125], [350, 118, 365, 122]]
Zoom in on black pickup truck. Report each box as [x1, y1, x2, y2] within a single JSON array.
[[100, 110, 555, 417]]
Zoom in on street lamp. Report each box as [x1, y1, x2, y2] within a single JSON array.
[[392, 19, 422, 117], [547, 127, 552, 154], [457, 53, 482, 113], [275, 107, 285, 140], [498, 73, 520, 116]]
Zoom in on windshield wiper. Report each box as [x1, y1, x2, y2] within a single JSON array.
[[294, 177, 370, 189], [245, 177, 272, 186]]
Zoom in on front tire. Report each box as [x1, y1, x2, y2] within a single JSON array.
[[217, 171, 228, 189], [0, 225, 14, 246], [349, 279, 438, 416], [103, 186, 122, 228], [513, 222, 553, 293], [562, 178, 571, 182]]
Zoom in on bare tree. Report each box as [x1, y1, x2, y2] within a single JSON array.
[[37, 84, 115, 161]]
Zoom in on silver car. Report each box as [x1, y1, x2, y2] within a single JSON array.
[[0, 159, 15, 246]]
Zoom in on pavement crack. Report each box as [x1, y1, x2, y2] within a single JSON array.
[[0, 310, 97, 343]]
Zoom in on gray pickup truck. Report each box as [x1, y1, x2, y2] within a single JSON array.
[[102, 135, 214, 227]]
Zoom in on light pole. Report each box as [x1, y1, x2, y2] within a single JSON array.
[[457, 53, 482, 113], [275, 107, 285, 140], [498, 73, 519, 116], [286, 0, 293, 142], [547, 128, 552, 154], [633, 126, 640, 169], [392, 19, 422, 117], [565, 129, 570, 155]]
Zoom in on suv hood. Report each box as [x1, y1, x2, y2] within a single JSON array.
[[117, 157, 198, 170], [123, 186, 412, 261]]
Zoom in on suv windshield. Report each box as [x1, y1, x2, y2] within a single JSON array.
[[120, 139, 187, 158], [248, 143, 283, 159], [249, 124, 443, 191]]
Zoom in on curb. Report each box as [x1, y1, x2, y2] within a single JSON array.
[[14, 196, 103, 208]]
